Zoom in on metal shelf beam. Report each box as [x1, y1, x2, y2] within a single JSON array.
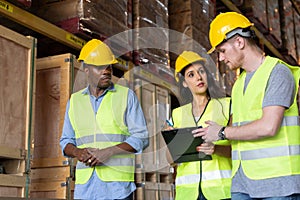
[[291, 0, 300, 15], [0, 0, 86, 50]]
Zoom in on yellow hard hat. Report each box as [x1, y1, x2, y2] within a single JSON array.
[[208, 12, 254, 54], [175, 51, 206, 82], [78, 39, 118, 66]]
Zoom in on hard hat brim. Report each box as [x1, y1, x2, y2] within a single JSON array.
[[207, 47, 215, 54]]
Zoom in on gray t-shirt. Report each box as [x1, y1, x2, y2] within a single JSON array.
[[232, 63, 300, 197]]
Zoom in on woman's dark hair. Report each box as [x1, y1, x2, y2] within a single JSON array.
[[178, 61, 225, 104]]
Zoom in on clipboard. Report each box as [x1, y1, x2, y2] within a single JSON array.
[[161, 127, 212, 163]]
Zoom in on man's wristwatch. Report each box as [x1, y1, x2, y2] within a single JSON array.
[[218, 126, 227, 140]]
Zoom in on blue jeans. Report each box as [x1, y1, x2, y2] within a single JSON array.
[[232, 193, 300, 200]]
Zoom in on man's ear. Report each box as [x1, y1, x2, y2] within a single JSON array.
[[84, 66, 89, 74], [235, 36, 245, 49]]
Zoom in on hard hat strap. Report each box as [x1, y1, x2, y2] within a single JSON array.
[[225, 28, 252, 40]]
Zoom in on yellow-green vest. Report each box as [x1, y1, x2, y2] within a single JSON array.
[[172, 98, 232, 200], [231, 56, 300, 180], [69, 84, 135, 184]]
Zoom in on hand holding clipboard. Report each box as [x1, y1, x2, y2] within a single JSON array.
[[161, 126, 212, 163]]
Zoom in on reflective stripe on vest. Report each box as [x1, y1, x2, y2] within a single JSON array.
[[172, 98, 232, 200], [232, 116, 300, 127], [176, 169, 232, 185], [76, 156, 135, 169], [69, 84, 135, 183], [231, 56, 300, 180], [76, 134, 128, 146], [232, 145, 300, 160]]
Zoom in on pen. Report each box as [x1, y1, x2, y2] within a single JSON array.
[[166, 119, 174, 127]]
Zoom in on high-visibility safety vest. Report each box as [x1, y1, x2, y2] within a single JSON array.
[[172, 98, 232, 200], [231, 56, 300, 180], [69, 84, 135, 184]]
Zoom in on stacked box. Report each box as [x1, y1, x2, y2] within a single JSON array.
[[132, 0, 173, 85], [0, 25, 36, 198], [32, 0, 131, 59], [266, 0, 281, 48], [132, 0, 169, 68], [169, 0, 216, 66], [33, 0, 129, 37], [280, 0, 297, 64], [236, 0, 268, 33], [233, 0, 282, 49], [132, 0, 169, 66]]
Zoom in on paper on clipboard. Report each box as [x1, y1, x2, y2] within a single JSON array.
[[161, 127, 212, 163]]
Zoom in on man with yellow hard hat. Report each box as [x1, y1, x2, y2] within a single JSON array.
[[60, 39, 149, 200], [194, 12, 300, 199]]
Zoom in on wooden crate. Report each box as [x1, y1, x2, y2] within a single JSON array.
[[135, 182, 174, 200], [155, 86, 172, 175], [31, 166, 72, 182], [0, 24, 36, 198], [30, 167, 74, 199], [30, 177, 74, 199], [134, 79, 174, 185], [0, 174, 27, 197], [134, 79, 158, 173], [32, 53, 87, 168]]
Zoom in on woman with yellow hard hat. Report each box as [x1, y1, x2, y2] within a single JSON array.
[[168, 51, 232, 200]]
